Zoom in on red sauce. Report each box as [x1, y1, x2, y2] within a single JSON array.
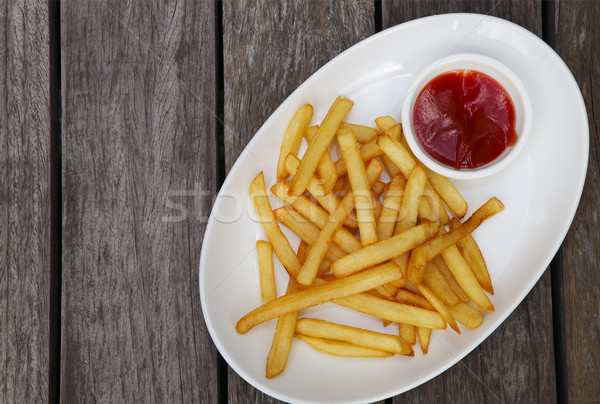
[[413, 70, 517, 169]]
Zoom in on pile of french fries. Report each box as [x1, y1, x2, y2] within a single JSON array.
[[236, 97, 504, 378]]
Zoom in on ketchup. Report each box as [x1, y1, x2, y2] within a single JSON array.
[[413, 70, 517, 169]]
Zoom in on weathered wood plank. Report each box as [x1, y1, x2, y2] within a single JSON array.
[[383, 1, 557, 403], [0, 0, 50, 401], [553, 1, 600, 402], [61, 1, 218, 402], [222, 0, 375, 401]]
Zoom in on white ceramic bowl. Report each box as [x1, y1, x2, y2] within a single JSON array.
[[401, 53, 532, 180]]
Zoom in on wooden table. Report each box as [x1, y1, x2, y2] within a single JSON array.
[[2, 0, 598, 402]]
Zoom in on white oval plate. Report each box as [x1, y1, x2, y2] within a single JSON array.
[[200, 14, 588, 404]]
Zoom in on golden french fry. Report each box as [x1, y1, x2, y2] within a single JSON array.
[[450, 302, 484, 329], [297, 240, 309, 265], [331, 222, 439, 278], [450, 218, 494, 294], [416, 327, 431, 354], [423, 261, 461, 306], [395, 165, 427, 235], [408, 197, 504, 284], [332, 291, 446, 329], [377, 174, 407, 241], [371, 190, 383, 224], [439, 228, 495, 312], [395, 288, 435, 311], [296, 334, 393, 358], [250, 172, 301, 278], [371, 180, 387, 197], [374, 116, 397, 132], [421, 165, 467, 218], [266, 280, 298, 378], [337, 127, 378, 247], [236, 262, 403, 333], [296, 318, 412, 355], [274, 206, 346, 262], [340, 122, 379, 143], [380, 123, 403, 177], [290, 97, 353, 195], [398, 323, 416, 346], [333, 138, 382, 177], [270, 182, 362, 254], [277, 104, 313, 181], [297, 191, 356, 285], [432, 255, 470, 302], [256, 241, 277, 303], [306, 125, 337, 194], [418, 284, 459, 333]]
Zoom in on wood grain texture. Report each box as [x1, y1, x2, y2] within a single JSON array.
[[553, 1, 600, 402], [222, 0, 375, 402], [0, 0, 50, 402], [61, 1, 219, 402], [383, 1, 557, 403]]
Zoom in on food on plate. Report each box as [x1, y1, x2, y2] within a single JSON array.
[[296, 318, 412, 356], [412, 70, 517, 169], [256, 240, 277, 303], [277, 104, 313, 181], [236, 262, 403, 334], [295, 334, 393, 358], [266, 279, 298, 378], [289, 97, 353, 196], [239, 97, 502, 377], [337, 127, 378, 247], [249, 172, 301, 278]]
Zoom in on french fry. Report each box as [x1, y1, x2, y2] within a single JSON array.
[[305, 125, 337, 194], [374, 115, 397, 132], [450, 217, 494, 294], [290, 97, 353, 196], [274, 206, 347, 262], [297, 191, 356, 285], [266, 280, 298, 378], [423, 261, 461, 306], [398, 323, 416, 346], [416, 327, 431, 354], [450, 302, 484, 329], [270, 182, 362, 254], [250, 172, 301, 278], [277, 104, 313, 181], [418, 284, 459, 333], [296, 318, 412, 355], [371, 180, 386, 196], [296, 334, 393, 358], [331, 222, 439, 278], [256, 241, 277, 303], [337, 127, 378, 246], [236, 262, 403, 333], [371, 190, 383, 223], [379, 124, 403, 177], [433, 255, 470, 303], [407, 197, 504, 284], [395, 165, 427, 235], [297, 240, 309, 265], [395, 288, 435, 311], [340, 122, 379, 143], [333, 138, 382, 177], [377, 174, 407, 241], [439, 227, 495, 312], [332, 291, 446, 329], [421, 165, 467, 218], [377, 134, 450, 225]]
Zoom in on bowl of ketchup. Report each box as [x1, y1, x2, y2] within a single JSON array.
[[402, 53, 532, 180]]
